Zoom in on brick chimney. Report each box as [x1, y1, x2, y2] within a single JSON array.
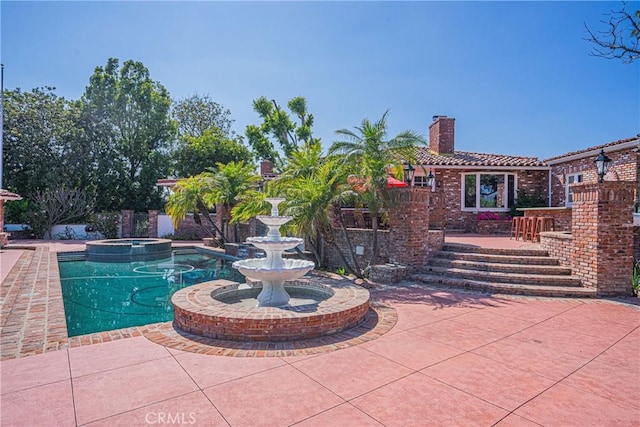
[[260, 159, 275, 177], [429, 115, 455, 156]]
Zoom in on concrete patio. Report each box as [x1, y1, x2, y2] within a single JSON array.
[[1, 237, 639, 426]]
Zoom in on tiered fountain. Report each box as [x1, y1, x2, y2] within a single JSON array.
[[171, 198, 371, 342], [232, 198, 315, 307]]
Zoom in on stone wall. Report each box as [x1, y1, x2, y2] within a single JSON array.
[[324, 228, 390, 270], [571, 181, 635, 296], [523, 208, 572, 232], [549, 146, 637, 207]]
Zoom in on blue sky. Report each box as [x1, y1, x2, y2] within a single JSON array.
[[1, 1, 638, 160]]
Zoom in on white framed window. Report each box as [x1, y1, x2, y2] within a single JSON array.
[[414, 175, 435, 190], [461, 172, 516, 211], [565, 173, 583, 207]]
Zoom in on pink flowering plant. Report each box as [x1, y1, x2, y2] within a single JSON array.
[[476, 212, 509, 221]]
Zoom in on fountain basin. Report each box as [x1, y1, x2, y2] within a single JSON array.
[[86, 238, 172, 262], [172, 279, 370, 342]]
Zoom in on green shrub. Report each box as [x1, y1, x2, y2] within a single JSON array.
[[510, 189, 547, 217], [89, 212, 120, 239], [633, 259, 640, 297]]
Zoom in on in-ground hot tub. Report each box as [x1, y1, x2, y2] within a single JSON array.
[[86, 238, 172, 262]]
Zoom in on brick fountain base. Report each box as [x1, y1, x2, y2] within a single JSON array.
[[172, 278, 371, 342]]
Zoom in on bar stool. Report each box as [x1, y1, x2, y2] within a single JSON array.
[[517, 216, 528, 241], [510, 216, 521, 240], [524, 216, 537, 242], [534, 216, 555, 242]]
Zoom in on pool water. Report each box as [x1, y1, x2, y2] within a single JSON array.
[[59, 250, 243, 337]]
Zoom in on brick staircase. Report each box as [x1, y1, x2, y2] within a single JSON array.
[[412, 243, 596, 297]]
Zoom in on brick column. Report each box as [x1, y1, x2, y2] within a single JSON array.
[[387, 188, 431, 268], [571, 181, 636, 296], [121, 210, 134, 238], [148, 210, 159, 238]]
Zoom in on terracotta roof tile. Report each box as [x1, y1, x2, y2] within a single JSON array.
[[543, 136, 639, 162], [416, 148, 546, 167]]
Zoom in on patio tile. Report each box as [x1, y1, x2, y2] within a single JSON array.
[[540, 310, 638, 339], [493, 413, 541, 426], [351, 372, 508, 426], [564, 303, 640, 327], [68, 336, 172, 377], [409, 318, 503, 351], [294, 402, 384, 427], [73, 356, 199, 425], [421, 352, 555, 411], [486, 299, 580, 323], [173, 350, 286, 389], [596, 329, 640, 370], [0, 379, 75, 426], [84, 391, 229, 426], [514, 382, 640, 426], [290, 346, 412, 400], [0, 348, 70, 394], [359, 330, 464, 370], [448, 309, 536, 336], [510, 323, 620, 359], [203, 364, 344, 427], [562, 359, 640, 409], [472, 335, 590, 381]]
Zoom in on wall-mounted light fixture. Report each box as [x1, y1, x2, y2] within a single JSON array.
[[425, 170, 435, 188], [403, 162, 415, 187], [594, 149, 612, 183]]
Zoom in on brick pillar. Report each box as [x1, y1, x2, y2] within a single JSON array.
[[215, 203, 225, 241], [571, 181, 636, 296], [121, 210, 134, 238], [148, 210, 159, 238], [387, 188, 431, 268]]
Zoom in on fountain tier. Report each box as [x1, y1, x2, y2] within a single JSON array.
[[232, 198, 315, 307]]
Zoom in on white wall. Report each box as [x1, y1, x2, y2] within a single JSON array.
[[49, 224, 103, 240], [158, 214, 174, 238]]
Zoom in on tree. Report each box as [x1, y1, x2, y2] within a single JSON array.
[[245, 96, 319, 163], [585, 2, 640, 63], [173, 129, 252, 177], [80, 58, 176, 212], [329, 110, 426, 265], [203, 161, 261, 242], [32, 188, 94, 238], [283, 156, 363, 276], [172, 93, 235, 138], [2, 87, 83, 195], [165, 174, 227, 244]]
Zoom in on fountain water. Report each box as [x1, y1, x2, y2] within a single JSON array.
[[232, 198, 315, 307]]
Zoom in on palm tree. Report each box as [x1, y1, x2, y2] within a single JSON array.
[[284, 158, 363, 276], [165, 174, 226, 244], [203, 161, 261, 242], [329, 110, 426, 265]]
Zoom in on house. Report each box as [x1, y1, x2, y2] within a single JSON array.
[[410, 115, 639, 233]]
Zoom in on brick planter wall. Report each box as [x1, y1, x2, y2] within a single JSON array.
[[571, 181, 636, 296], [475, 219, 512, 235], [540, 232, 573, 268]]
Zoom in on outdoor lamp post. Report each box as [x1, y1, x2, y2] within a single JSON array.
[[403, 162, 415, 187], [594, 149, 612, 183]]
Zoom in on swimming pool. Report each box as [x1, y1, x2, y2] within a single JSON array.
[[59, 249, 243, 337]]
